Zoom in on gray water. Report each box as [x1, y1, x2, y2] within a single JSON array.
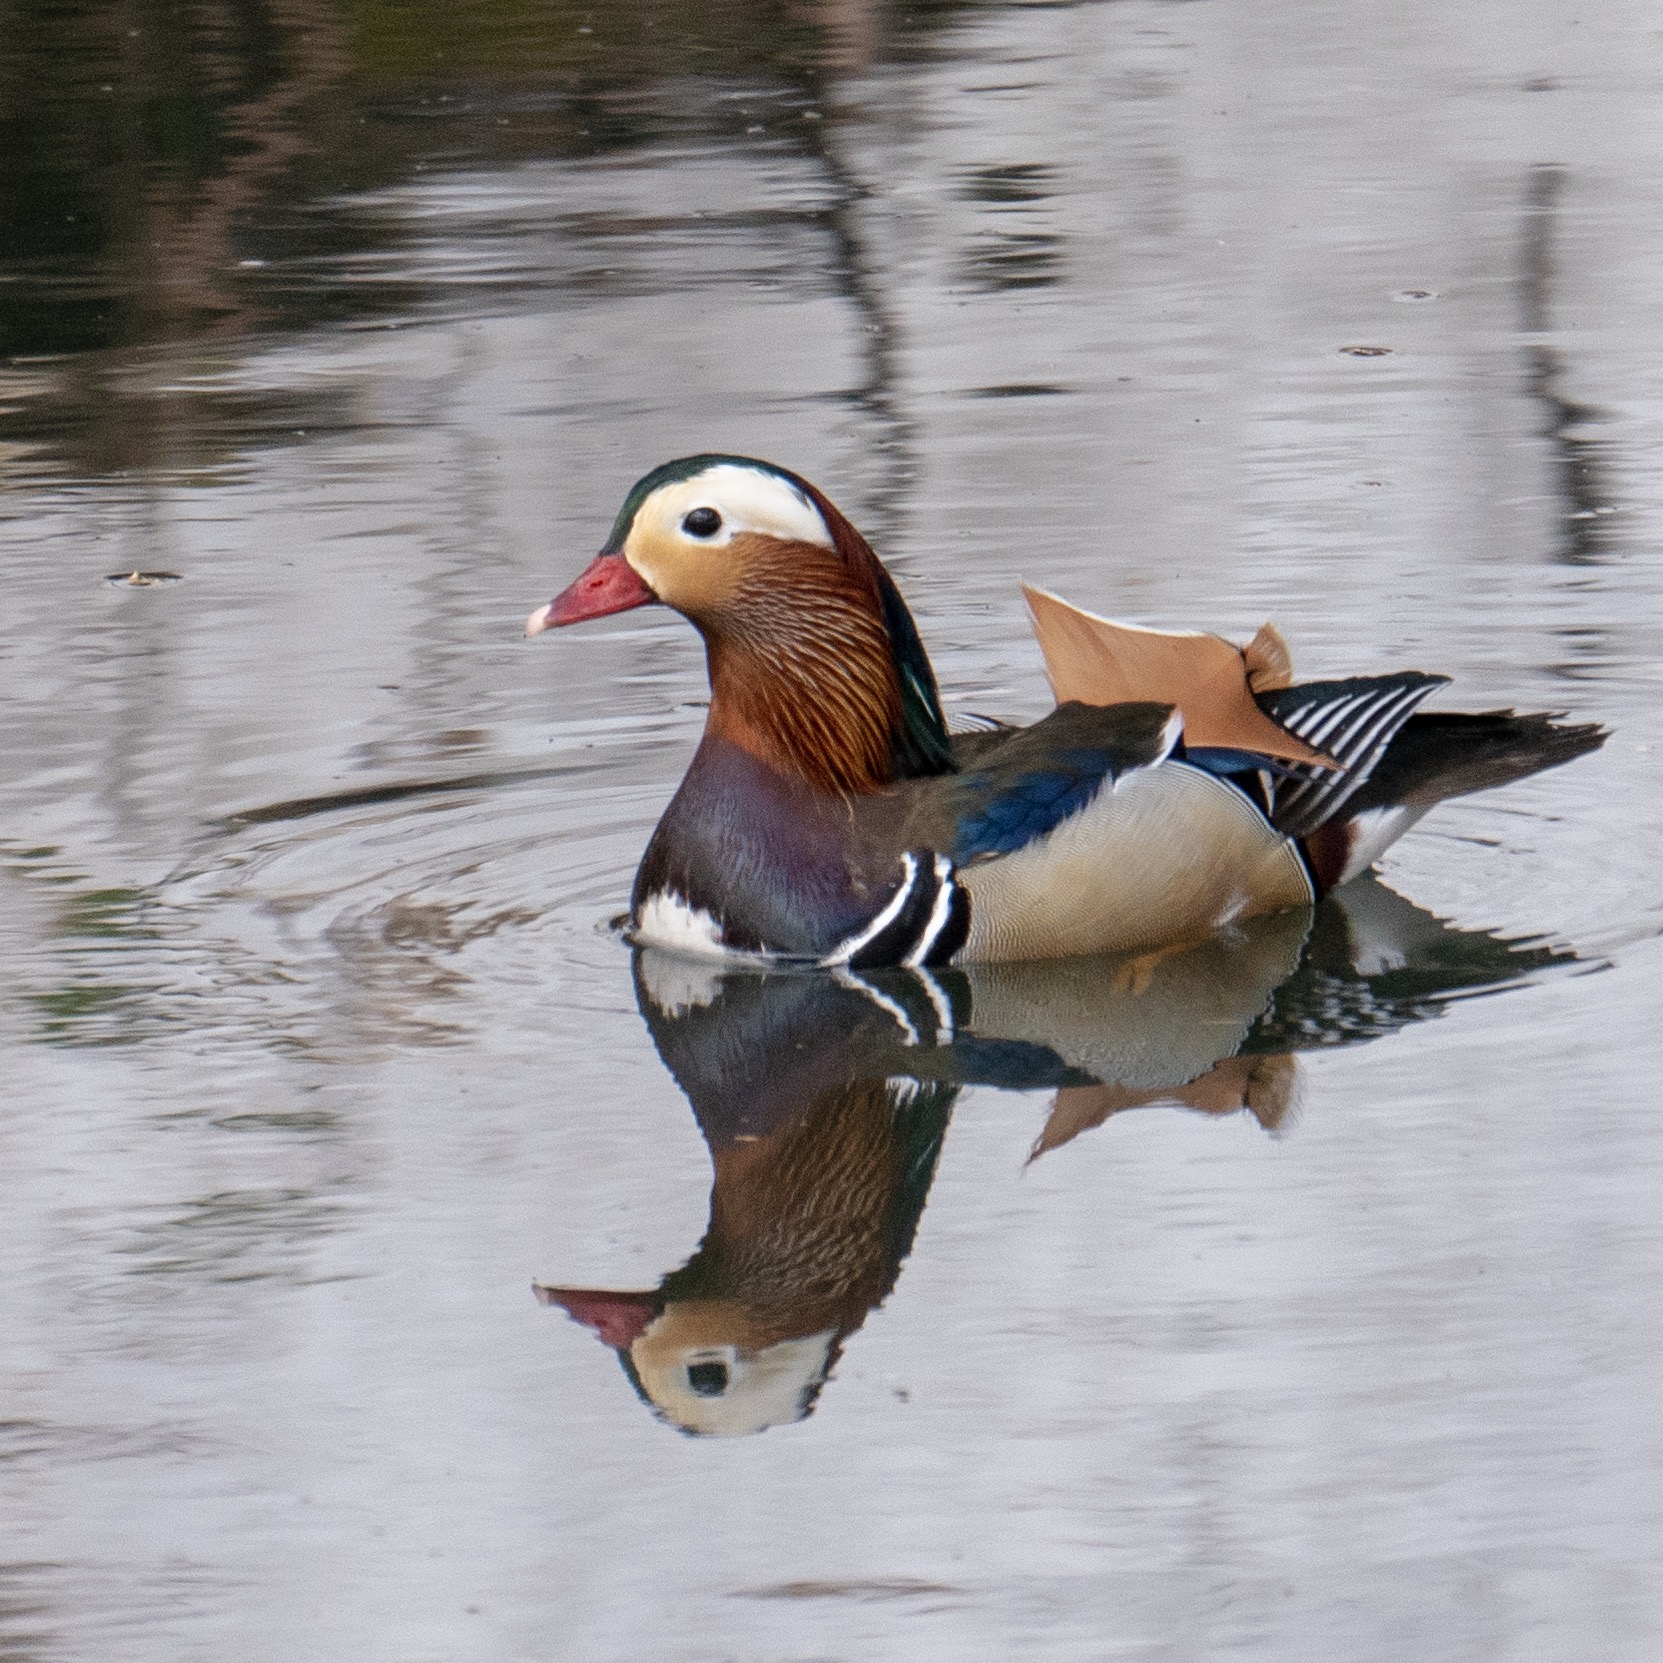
[[2, 1, 1661, 1658]]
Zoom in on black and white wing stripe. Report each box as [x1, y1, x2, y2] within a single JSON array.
[[819, 850, 971, 970], [1257, 673, 1449, 841]]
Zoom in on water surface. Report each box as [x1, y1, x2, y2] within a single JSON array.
[[2, 1, 1661, 1658]]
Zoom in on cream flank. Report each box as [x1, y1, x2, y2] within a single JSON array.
[[961, 761, 1315, 961]]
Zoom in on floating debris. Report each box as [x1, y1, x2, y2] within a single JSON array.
[[1393, 288, 1438, 302], [1339, 345, 1393, 357], [103, 570, 182, 588], [966, 382, 1073, 399]]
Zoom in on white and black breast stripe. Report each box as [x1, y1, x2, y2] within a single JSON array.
[[817, 851, 920, 967], [819, 849, 970, 971], [903, 855, 958, 968]]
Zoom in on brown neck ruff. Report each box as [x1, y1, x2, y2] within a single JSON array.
[[702, 533, 903, 797]]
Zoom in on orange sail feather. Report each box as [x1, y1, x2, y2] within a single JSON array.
[[1021, 585, 1334, 767]]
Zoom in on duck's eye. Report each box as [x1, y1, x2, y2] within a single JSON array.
[[686, 1361, 729, 1397], [681, 507, 722, 538]]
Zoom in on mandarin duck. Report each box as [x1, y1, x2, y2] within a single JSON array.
[[527, 455, 1605, 967], [540, 962, 958, 1436]]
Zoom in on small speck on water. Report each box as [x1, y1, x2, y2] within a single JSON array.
[[1393, 288, 1437, 301], [1340, 345, 1393, 356], [104, 570, 182, 588]]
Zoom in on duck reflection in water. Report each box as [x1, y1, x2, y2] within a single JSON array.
[[538, 878, 1579, 1435], [540, 967, 957, 1437]]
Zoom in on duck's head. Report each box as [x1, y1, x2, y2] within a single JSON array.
[[525, 454, 838, 632], [536, 1284, 838, 1437], [627, 1302, 839, 1438], [527, 455, 954, 792]]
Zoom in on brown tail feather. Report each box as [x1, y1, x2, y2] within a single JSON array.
[[1343, 710, 1607, 815]]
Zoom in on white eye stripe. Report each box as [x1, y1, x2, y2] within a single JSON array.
[[640, 466, 834, 550]]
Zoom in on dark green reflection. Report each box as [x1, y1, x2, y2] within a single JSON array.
[[540, 878, 1582, 1435], [0, 0, 971, 490], [0, 0, 962, 360]]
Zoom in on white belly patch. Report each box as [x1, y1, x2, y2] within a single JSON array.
[[632, 890, 738, 960]]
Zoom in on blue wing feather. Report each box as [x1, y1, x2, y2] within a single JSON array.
[[1182, 746, 1303, 779], [945, 705, 1179, 863], [955, 766, 1106, 858]]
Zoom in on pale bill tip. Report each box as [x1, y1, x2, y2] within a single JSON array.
[[524, 602, 555, 637]]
